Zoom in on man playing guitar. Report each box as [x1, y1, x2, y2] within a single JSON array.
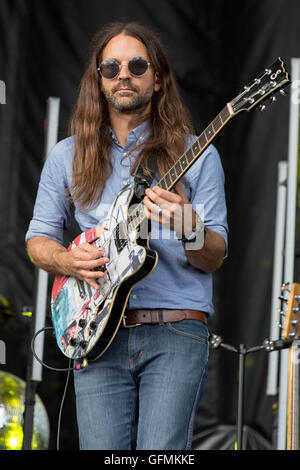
[[26, 22, 228, 450]]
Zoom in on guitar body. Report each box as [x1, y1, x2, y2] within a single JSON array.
[[51, 184, 158, 360]]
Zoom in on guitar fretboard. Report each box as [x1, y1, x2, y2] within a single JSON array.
[[126, 104, 233, 235]]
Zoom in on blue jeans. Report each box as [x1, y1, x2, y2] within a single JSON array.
[[73, 319, 209, 450]]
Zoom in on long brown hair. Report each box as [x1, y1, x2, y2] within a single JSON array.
[[69, 22, 194, 208]]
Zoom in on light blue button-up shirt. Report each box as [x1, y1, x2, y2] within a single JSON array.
[[26, 121, 228, 315]]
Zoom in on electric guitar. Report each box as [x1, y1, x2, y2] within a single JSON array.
[[282, 282, 300, 450], [51, 57, 290, 363]]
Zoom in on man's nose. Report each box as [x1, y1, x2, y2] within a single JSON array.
[[118, 63, 131, 79]]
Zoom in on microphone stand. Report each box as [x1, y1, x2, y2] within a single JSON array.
[[210, 334, 293, 450]]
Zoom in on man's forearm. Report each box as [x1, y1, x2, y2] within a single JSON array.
[[184, 229, 226, 274], [27, 236, 68, 275], [27, 233, 109, 290]]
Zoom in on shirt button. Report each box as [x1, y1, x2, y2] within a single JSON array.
[[132, 294, 137, 299], [123, 179, 129, 185]]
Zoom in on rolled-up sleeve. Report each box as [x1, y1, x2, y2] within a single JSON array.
[[187, 144, 228, 251], [25, 140, 72, 245]]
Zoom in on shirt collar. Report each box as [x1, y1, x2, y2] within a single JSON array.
[[109, 120, 150, 148]]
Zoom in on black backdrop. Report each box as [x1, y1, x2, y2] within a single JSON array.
[[0, 0, 300, 450]]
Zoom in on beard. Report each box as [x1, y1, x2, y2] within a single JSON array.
[[102, 79, 155, 114]]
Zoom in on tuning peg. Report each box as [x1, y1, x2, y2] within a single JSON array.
[[289, 331, 296, 338], [294, 295, 300, 301], [258, 104, 266, 112], [278, 295, 288, 302], [279, 311, 286, 322], [293, 307, 299, 313], [280, 89, 287, 96], [291, 320, 298, 326], [270, 96, 276, 103]]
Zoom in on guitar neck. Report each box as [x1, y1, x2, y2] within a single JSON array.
[[127, 104, 234, 233], [158, 104, 233, 191], [287, 342, 299, 450]]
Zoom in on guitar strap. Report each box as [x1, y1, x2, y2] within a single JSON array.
[[134, 156, 157, 201]]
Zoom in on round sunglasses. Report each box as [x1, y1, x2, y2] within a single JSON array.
[[97, 56, 151, 80]]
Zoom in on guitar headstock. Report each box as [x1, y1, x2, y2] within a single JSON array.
[[230, 57, 290, 114], [282, 283, 300, 340]]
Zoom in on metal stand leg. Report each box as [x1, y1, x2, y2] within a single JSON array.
[[237, 344, 246, 450], [22, 380, 37, 449]]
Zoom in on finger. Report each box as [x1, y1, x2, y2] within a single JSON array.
[[76, 268, 107, 292], [144, 194, 168, 218], [143, 196, 163, 215], [83, 277, 101, 291], [80, 268, 106, 279], [147, 186, 182, 205], [88, 281, 100, 290], [81, 242, 105, 253], [74, 243, 105, 261], [143, 204, 161, 223], [173, 183, 189, 204], [76, 256, 109, 271], [145, 188, 167, 207]]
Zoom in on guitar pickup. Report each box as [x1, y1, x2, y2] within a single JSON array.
[[115, 222, 128, 253]]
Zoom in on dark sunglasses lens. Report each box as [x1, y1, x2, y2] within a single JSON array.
[[99, 59, 119, 79], [128, 57, 149, 76]]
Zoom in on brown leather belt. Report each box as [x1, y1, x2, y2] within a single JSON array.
[[122, 308, 208, 328]]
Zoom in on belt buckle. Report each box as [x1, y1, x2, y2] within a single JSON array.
[[122, 315, 141, 328]]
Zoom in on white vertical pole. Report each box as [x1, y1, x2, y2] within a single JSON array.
[[266, 161, 288, 396], [277, 59, 300, 450], [30, 97, 60, 382], [23, 97, 61, 450]]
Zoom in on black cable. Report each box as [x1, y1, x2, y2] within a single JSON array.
[[30, 326, 80, 450], [56, 359, 72, 450], [31, 326, 77, 372]]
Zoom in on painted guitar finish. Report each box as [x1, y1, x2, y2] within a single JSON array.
[[51, 184, 157, 360]]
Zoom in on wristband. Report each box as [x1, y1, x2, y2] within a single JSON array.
[[178, 214, 205, 250]]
